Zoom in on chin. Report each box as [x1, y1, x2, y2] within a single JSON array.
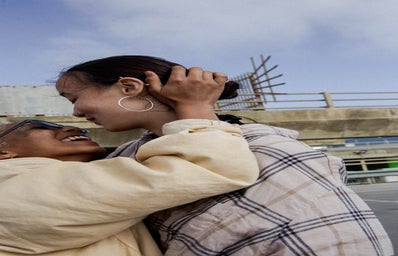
[[102, 125, 124, 132]]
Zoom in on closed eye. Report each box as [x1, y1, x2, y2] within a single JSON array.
[[59, 92, 76, 104], [30, 125, 56, 130], [65, 97, 76, 104]]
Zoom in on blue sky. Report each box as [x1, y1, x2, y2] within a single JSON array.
[[1, 0, 398, 93]]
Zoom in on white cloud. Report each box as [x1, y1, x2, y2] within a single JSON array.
[[23, 0, 398, 90], [55, 0, 398, 55]]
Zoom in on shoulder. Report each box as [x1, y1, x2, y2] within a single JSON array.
[[106, 132, 158, 158], [0, 157, 60, 167], [240, 123, 299, 140], [0, 157, 61, 183]]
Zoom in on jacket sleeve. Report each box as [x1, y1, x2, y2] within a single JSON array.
[[0, 119, 259, 254]]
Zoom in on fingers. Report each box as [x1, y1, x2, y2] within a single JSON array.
[[168, 66, 187, 83], [202, 69, 213, 81], [144, 71, 163, 95], [144, 66, 228, 111], [146, 66, 227, 88], [186, 68, 228, 88], [185, 67, 209, 81], [186, 67, 220, 83], [212, 72, 228, 86]]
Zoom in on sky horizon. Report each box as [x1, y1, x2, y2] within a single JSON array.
[[1, 0, 398, 93]]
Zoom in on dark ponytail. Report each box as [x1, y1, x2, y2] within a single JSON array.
[[216, 114, 244, 125], [219, 81, 240, 100]]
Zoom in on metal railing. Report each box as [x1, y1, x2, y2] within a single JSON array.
[[347, 168, 398, 184], [348, 168, 398, 179], [214, 54, 398, 111], [215, 89, 398, 111], [344, 156, 398, 171]]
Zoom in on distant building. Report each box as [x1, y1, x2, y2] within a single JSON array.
[[0, 85, 72, 116]]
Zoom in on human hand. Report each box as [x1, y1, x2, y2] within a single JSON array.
[[145, 66, 228, 120]]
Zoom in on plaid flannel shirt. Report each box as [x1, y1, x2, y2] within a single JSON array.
[[112, 123, 393, 256]]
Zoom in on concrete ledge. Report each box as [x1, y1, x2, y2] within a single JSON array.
[[2, 107, 398, 149], [221, 108, 398, 140]]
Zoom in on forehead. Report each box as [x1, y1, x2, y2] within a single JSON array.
[[55, 72, 97, 96], [56, 74, 87, 95]]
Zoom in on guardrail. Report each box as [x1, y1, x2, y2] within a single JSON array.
[[348, 168, 398, 179], [347, 168, 398, 184], [214, 55, 398, 111], [216, 91, 398, 111]]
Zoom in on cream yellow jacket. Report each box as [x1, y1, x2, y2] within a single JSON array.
[[0, 120, 259, 256]]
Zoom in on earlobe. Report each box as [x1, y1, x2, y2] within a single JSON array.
[[118, 77, 145, 96]]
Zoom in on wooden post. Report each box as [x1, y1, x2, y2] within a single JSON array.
[[323, 92, 334, 108]]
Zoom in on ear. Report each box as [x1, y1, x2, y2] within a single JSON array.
[[117, 77, 146, 96], [0, 150, 18, 160]]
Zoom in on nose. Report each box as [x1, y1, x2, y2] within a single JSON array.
[[61, 126, 89, 134], [73, 105, 85, 117]]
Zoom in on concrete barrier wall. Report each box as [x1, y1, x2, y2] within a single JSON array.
[[222, 108, 398, 141], [0, 85, 72, 116], [2, 108, 398, 150], [2, 86, 398, 156]]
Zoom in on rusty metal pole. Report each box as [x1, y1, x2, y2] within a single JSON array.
[[247, 72, 265, 110]]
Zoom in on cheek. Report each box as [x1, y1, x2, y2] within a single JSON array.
[[74, 97, 99, 114], [74, 101, 88, 113], [95, 96, 121, 116], [11, 137, 52, 156]]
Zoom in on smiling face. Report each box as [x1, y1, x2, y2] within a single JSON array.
[[0, 120, 106, 162]]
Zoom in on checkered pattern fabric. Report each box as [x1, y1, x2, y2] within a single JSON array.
[[113, 124, 394, 256]]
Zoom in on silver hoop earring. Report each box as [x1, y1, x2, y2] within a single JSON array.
[[117, 96, 154, 112]]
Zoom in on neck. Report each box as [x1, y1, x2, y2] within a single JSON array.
[[144, 108, 177, 136]]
